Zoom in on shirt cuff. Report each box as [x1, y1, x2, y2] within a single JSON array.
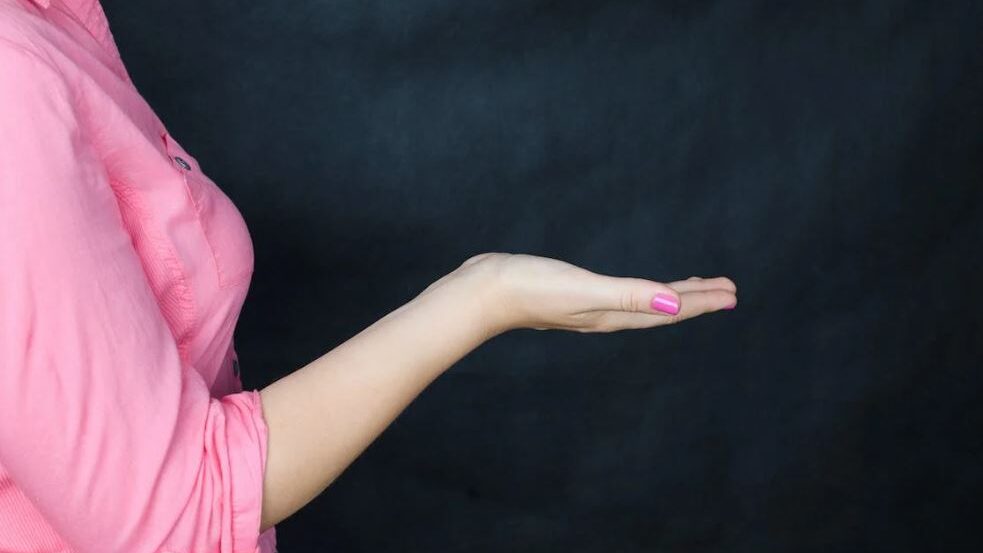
[[222, 389, 271, 553]]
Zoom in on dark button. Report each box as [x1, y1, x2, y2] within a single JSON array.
[[173, 156, 191, 171]]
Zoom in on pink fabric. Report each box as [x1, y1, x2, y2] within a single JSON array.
[[0, 0, 277, 551]]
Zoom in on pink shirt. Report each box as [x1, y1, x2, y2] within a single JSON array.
[[0, 0, 277, 552]]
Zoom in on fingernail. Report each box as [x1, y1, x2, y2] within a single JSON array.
[[651, 293, 680, 315], [723, 301, 737, 310]]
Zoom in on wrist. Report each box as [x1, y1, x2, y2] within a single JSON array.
[[471, 267, 513, 339], [429, 255, 514, 340]]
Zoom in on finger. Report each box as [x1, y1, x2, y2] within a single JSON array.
[[584, 288, 736, 331], [673, 289, 737, 320], [582, 274, 682, 316], [667, 276, 737, 294]]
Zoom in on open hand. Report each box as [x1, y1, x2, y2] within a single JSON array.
[[449, 252, 737, 335]]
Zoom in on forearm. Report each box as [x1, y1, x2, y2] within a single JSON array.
[[256, 268, 499, 531]]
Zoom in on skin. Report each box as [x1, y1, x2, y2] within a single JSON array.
[[256, 252, 737, 531]]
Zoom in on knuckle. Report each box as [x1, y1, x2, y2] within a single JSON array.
[[462, 252, 497, 266], [620, 289, 643, 313]]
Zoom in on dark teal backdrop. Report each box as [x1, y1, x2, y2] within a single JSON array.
[[106, 1, 982, 551]]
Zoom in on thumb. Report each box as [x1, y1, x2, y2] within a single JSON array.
[[588, 275, 681, 315]]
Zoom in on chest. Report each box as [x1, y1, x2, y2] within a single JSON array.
[[39, 1, 255, 391]]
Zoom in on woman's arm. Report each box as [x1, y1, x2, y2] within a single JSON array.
[[256, 253, 737, 530], [257, 260, 500, 531]]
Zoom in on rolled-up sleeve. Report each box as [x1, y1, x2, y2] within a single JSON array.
[[0, 43, 269, 553]]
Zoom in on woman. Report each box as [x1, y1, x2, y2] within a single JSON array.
[[0, 1, 738, 552]]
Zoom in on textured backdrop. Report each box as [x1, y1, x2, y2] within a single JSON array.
[[106, 1, 982, 551]]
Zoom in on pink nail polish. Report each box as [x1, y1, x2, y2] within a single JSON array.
[[651, 293, 680, 315], [723, 301, 737, 310]]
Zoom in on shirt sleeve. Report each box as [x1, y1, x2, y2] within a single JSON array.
[[0, 43, 270, 553]]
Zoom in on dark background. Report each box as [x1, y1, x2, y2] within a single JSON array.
[[105, 1, 982, 551]]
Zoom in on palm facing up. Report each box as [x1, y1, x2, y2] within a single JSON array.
[[437, 252, 737, 335]]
